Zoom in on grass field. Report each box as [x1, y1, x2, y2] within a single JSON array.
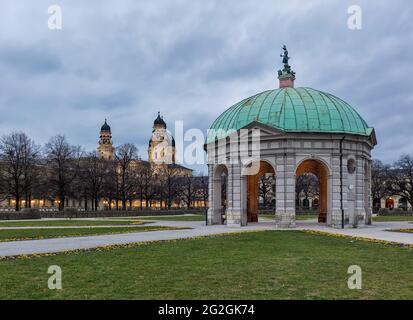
[[1, 230, 412, 299], [3, 213, 410, 228], [137, 215, 206, 221], [0, 219, 143, 228], [0, 226, 181, 242], [373, 215, 413, 222], [260, 214, 318, 220]]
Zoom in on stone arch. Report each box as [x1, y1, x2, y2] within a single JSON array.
[[211, 164, 229, 224], [295, 158, 330, 223], [244, 160, 276, 223], [296, 156, 332, 175]]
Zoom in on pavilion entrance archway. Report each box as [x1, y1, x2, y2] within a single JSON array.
[[385, 197, 395, 210], [246, 160, 276, 223], [295, 159, 329, 223]]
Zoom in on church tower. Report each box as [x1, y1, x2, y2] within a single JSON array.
[[97, 119, 114, 159], [148, 112, 176, 165]]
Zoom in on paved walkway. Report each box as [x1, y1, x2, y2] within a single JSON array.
[[295, 219, 413, 244], [0, 221, 271, 257], [0, 219, 411, 257]]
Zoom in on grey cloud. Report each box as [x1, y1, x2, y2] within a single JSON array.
[[0, 46, 61, 74], [0, 0, 411, 172]]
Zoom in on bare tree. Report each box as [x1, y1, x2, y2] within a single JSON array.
[[259, 174, 275, 208], [388, 154, 413, 208], [31, 162, 50, 207], [198, 174, 209, 213], [22, 156, 42, 208], [102, 159, 119, 210], [0, 132, 40, 211], [158, 164, 179, 209], [115, 143, 138, 210], [79, 151, 110, 211], [136, 163, 156, 209], [179, 174, 197, 209], [371, 159, 390, 212], [183, 173, 210, 212], [45, 135, 82, 211]]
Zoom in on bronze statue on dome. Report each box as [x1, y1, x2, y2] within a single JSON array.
[[281, 45, 289, 66], [278, 45, 295, 77]]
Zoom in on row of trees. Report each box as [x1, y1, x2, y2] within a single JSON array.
[[371, 155, 413, 210], [0, 132, 208, 211], [1, 131, 411, 212]]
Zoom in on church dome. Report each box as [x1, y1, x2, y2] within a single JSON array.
[[154, 112, 166, 127], [207, 87, 374, 143], [101, 119, 111, 132]]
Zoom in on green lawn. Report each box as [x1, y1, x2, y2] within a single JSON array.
[[1, 231, 412, 299], [137, 215, 206, 221], [0, 219, 143, 228], [373, 215, 413, 222], [260, 214, 318, 220], [0, 226, 181, 242]]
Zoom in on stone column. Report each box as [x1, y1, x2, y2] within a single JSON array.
[[240, 174, 248, 226], [207, 164, 218, 225], [326, 173, 333, 225], [350, 156, 371, 226], [330, 154, 348, 228], [353, 157, 362, 217], [275, 155, 296, 228], [226, 164, 243, 226], [364, 159, 372, 225]]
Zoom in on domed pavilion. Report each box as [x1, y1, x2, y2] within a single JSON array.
[[206, 47, 376, 228]]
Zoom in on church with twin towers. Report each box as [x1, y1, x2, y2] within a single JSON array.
[[98, 113, 184, 168], [0, 112, 194, 211]]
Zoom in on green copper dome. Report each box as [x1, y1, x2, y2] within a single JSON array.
[[207, 87, 374, 143]]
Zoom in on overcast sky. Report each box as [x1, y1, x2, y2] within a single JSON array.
[[0, 0, 412, 173]]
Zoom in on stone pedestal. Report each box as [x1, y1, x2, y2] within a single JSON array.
[[275, 212, 296, 228]]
